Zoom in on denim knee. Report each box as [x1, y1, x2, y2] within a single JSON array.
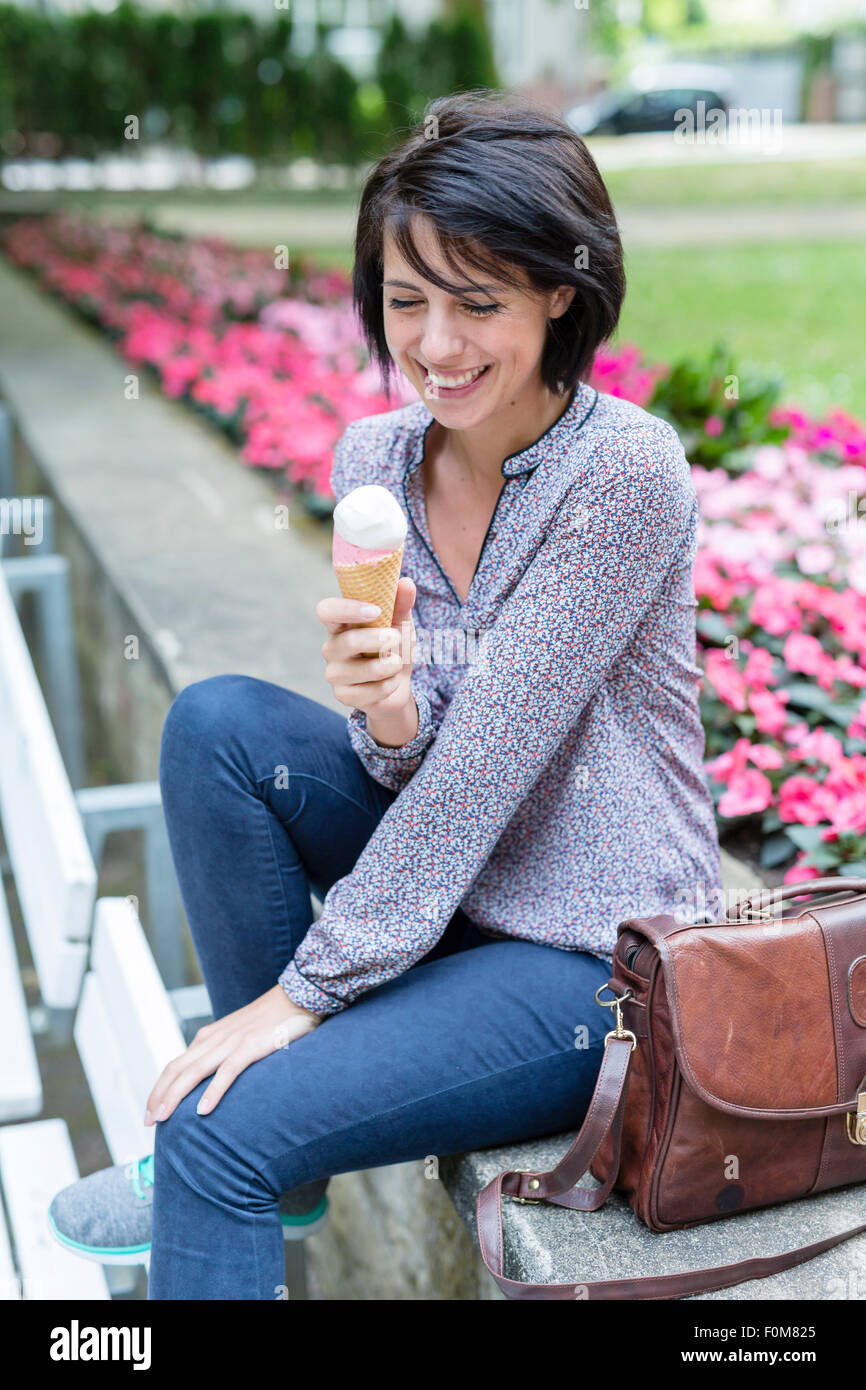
[[159, 675, 273, 799], [161, 674, 258, 749], [153, 1085, 279, 1213]]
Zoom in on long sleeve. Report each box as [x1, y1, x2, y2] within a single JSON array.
[[280, 427, 694, 1016], [345, 662, 449, 790]]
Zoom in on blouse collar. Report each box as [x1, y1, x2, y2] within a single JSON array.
[[404, 380, 599, 481]]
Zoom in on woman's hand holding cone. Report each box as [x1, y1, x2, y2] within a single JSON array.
[[317, 577, 420, 746]]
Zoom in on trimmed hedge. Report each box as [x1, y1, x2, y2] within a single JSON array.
[[0, 1, 497, 164]]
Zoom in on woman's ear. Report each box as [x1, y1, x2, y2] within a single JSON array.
[[548, 284, 577, 320]]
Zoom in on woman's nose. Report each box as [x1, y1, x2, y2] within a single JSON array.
[[418, 312, 466, 367]]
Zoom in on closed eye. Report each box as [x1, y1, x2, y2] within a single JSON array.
[[387, 297, 502, 317]]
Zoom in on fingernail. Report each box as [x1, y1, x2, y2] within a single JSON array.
[[196, 1098, 210, 1115], [155, 1104, 167, 1121], [144, 1110, 152, 1125], [360, 604, 381, 618]]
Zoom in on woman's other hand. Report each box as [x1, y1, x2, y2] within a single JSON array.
[[317, 577, 419, 747], [144, 986, 322, 1123]]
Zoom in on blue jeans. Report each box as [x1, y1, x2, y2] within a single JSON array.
[[149, 674, 612, 1299]]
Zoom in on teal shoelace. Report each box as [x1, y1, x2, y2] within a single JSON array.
[[126, 1153, 155, 1200]]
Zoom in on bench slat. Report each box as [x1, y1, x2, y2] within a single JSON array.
[[0, 1174, 19, 1300], [0, 877, 42, 1122], [0, 1119, 110, 1299], [89, 898, 186, 1114], [75, 898, 188, 1166], [74, 972, 155, 1170], [0, 571, 95, 1008]]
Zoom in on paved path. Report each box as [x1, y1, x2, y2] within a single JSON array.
[[0, 257, 339, 706], [64, 198, 866, 250]]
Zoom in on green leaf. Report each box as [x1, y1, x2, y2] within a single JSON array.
[[823, 704, 865, 730], [806, 847, 843, 871], [696, 611, 735, 645], [777, 682, 834, 715], [838, 861, 866, 877], [785, 824, 826, 851], [759, 832, 796, 868]]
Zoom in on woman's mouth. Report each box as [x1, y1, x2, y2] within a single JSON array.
[[421, 363, 491, 398]]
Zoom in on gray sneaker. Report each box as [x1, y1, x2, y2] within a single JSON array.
[[48, 1154, 329, 1265]]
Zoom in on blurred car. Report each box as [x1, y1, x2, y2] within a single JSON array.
[[566, 64, 733, 137]]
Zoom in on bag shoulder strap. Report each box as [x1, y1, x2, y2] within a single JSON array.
[[476, 1037, 866, 1300]]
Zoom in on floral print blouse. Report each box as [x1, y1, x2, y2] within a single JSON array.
[[279, 380, 723, 1016]]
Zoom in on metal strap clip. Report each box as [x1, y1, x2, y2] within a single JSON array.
[[595, 984, 637, 1051]]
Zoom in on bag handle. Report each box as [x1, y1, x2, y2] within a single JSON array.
[[727, 876, 866, 921], [476, 1036, 866, 1300]]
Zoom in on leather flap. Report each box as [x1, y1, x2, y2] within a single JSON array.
[[632, 911, 866, 1120]]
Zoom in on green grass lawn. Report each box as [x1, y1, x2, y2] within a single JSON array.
[[617, 239, 862, 417], [602, 157, 866, 209]]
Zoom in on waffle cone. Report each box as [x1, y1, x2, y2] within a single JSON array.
[[334, 542, 404, 628]]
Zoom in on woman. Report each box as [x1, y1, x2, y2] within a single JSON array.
[[48, 90, 723, 1298]]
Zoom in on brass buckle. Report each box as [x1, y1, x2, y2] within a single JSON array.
[[509, 1169, 542, 1204], [846, 1093, 866, 1146], [595, 984, 637, 1052]]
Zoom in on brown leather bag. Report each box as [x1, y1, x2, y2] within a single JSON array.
[[477, 878, 866, 1299]]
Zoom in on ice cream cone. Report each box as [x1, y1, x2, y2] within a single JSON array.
[[334, 542, 404, 629]]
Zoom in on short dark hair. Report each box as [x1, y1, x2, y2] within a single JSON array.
[[352, 89, 626, 399]]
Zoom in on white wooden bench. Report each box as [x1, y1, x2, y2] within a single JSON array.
[[0, 533, 183, 1297], [0, 412, 323, 1295]]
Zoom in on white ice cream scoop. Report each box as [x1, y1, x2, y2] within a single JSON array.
[[333, 484, 408, 553]]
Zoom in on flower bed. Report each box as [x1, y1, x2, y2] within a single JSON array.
[[2, 212, 413, 502], [3, 210, 865, 886]]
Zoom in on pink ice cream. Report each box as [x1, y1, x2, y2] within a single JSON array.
[[332, 532, 395, 567]]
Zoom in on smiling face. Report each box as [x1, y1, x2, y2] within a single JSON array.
[[382, 213, 575, 429]]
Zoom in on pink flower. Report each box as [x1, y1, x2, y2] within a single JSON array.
[[693, 553, 738, 610], [790, 728, 844, 766], [782, 720, 810, 746], [848, 700, 866, 740], [778, 775, 837, 825], [749, 579, 802, 635], [704, 415, 724, 437], [718, 769, 773, 817], [742, 645, 777, 688], [830, 792, 866, 835], [824, 755, 866, 798], [783, 857, 822, 884], [744, 742, 785, 770], [748, 688, 789, 737], [796, 543, 835, 576], [705, 736, 751, 785], [704, 649, 747, 711], [782, 630, 838, 689]]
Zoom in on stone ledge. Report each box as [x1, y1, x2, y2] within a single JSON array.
[[440, 1137, 866, 1300]]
